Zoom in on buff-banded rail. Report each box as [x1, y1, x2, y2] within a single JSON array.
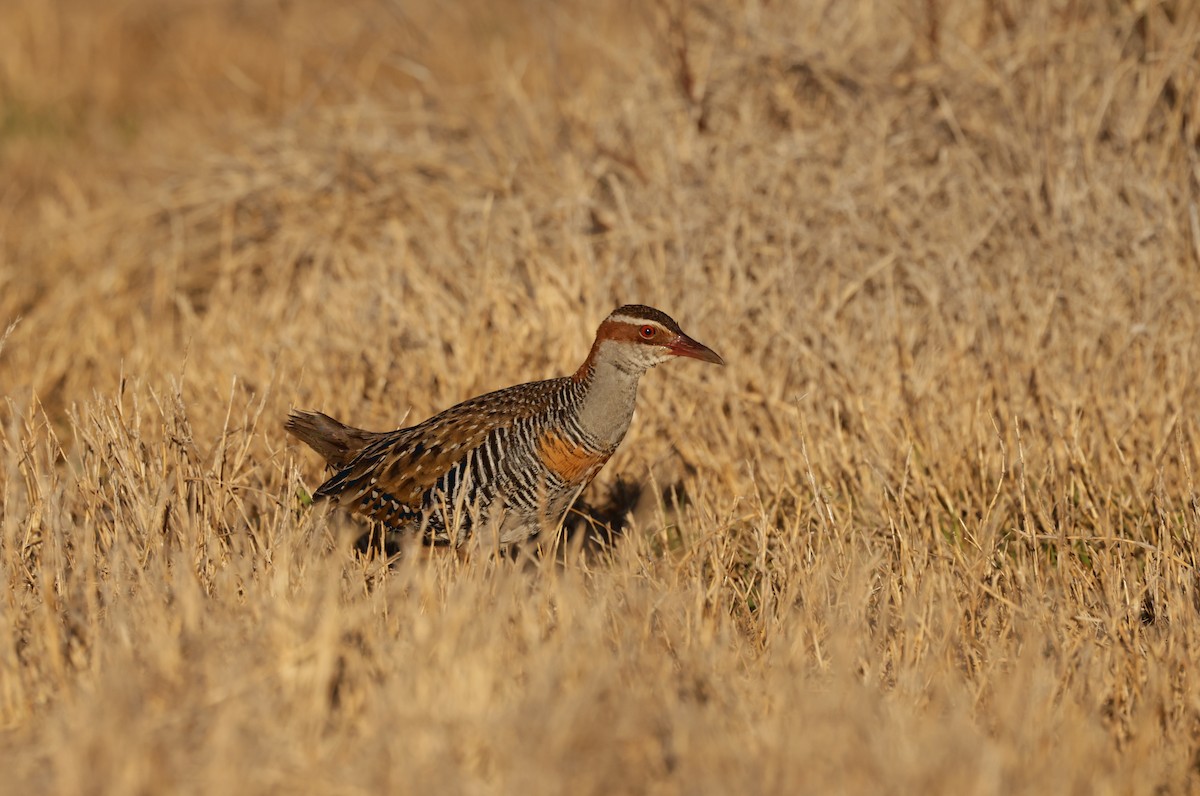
[[286, 305, 723, 550]]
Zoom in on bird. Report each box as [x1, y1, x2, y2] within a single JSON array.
[[285, 304, 723, 551]]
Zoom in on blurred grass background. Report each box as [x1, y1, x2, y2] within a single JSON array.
[[2, 0, 1200, 792]]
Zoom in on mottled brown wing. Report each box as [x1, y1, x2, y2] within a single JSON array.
[[312, 378, 569, 529]]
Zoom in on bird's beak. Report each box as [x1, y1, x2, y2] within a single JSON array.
[[668, 333, 725, 365]]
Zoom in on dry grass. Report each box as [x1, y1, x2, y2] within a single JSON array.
[[3, 0, 1200, 792]]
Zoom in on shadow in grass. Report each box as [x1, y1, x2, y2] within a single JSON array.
[[346, 476, 679, 563]]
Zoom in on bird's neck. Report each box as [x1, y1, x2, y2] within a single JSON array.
[[572, 343, 642, 449]]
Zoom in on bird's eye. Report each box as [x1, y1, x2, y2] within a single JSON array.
[[640, 326, 655, 339]]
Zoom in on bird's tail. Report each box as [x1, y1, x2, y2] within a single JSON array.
[[284, 410, 380, 470]]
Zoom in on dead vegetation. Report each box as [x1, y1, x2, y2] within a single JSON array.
[[2, 0, 1200, 792]]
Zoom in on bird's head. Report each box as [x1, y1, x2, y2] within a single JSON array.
[[581, 304, 724, 377]]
